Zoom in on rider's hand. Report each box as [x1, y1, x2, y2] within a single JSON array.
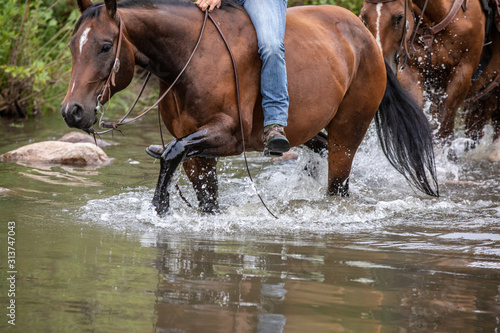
[[195, 0, 221, 12]]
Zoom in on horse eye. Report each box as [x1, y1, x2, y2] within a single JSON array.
[[99, 44, 112, 54], [361, 15, 368, 27], [393, 15, 403, 26]]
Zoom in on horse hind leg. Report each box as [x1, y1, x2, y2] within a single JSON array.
[[326, 104, 377, 197], [325, 130, 369, 197]]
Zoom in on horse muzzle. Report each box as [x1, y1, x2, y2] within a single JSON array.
[[60, 102, 97, 130]]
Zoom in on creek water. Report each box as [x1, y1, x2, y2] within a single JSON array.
[[0, 109, 499, 332]]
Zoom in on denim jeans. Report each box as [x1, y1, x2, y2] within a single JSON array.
[[235, 0, 289, 127]]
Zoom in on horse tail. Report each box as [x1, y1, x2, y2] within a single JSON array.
[[375, 61, 439, 197]]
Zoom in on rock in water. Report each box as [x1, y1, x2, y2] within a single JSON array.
[[58, 131, 111, 147], [0, 141, 109, 166]]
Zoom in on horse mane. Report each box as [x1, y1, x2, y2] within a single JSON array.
[[118, 0, 240, 10], [74, 0, 241, 32]]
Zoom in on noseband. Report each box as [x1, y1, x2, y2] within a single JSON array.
[[95, 14, 124, 128]]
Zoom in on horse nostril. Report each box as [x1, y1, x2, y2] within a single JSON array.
[[62, 103, 85, 128]]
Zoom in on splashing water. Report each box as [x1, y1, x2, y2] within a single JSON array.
[[77, 123, 500, 241]]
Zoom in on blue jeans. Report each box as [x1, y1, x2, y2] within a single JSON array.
[[235, 0, 289, 127]]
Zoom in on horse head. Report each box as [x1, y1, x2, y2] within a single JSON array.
[[360, 0, 415, 72], [61, 0, 135, 130]]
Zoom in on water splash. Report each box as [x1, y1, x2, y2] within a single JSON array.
[[77, 125, 500, 240]]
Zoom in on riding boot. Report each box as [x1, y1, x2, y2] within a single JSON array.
[[263, 125, 290, 157]]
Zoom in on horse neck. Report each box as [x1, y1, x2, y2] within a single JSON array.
[[119, 3, 202, 80], [412, 0, 451, 24]]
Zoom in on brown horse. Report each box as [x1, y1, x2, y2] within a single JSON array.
[[61, 0, 439, 215], [360, 0, 486, 142]]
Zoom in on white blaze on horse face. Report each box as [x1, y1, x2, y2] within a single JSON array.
[[375, 3, 383, 52], [79, 27, 91, 54], [70, 81, 76, 94]]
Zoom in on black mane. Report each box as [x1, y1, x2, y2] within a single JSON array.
[[74, 0, 241, 32], [119, 0, 239, 8]]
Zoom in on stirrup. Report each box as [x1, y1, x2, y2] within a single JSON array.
[[263, 147, 284, 157], [262, 125, 290, 157]]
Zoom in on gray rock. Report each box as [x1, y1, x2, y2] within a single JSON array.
[[0, 141, 109, 166], [58, 131, 111, 147]]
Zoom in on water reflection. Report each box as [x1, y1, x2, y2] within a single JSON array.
[[18, 166, 102, 187], [149, 235, 500, 332]]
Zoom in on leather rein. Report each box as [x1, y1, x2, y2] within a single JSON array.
[[92, 12, 204, 135], [90, 9, 278, 218]]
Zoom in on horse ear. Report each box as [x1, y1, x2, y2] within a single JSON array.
[[77, 0, 93, 13], [104, 0, 117, 19]]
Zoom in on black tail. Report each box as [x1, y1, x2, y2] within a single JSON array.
[[375, 61, 439, 197]]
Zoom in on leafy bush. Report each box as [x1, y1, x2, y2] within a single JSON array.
[[0, 0, 78, 117]]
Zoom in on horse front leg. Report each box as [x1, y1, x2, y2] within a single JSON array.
[[464, 98, 491, 148], [183, 157, 219, 214], [151, 129, 234, 216], [152, 139, 187, 216], [437, 65, 475, 143], [492, 94, 500, 142]]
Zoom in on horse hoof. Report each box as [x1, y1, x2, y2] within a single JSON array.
[[153, 200, 169, 216], [146, 145, 165, 159], [199, 203, 220, 214]]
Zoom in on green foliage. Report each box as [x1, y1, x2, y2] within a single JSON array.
[[292, 0, 364, 14], [0, 0, 78, 117]]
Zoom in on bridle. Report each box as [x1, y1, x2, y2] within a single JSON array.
[[364, 0, 414, 71], [95, 13, 124, 130], [91, 9, 200, 136], [364, 0, 468, 73]]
